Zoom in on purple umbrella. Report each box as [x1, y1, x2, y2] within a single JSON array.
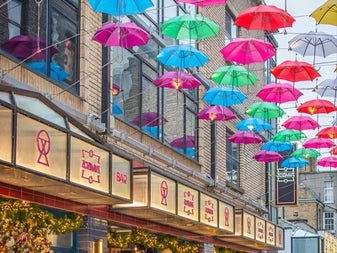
[[282, 115, 319, 131], [197, 105, 235, 121], [318, 156, 337, 168], [153, 71, 201, 90], [131, 112, 167, 127], [228, 131, 263, 144], [256, 82, 303, 104], [253, 150, 283, 162], [170, 135, 195, 148]]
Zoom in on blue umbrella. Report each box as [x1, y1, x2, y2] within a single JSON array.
[[112, 102, 123, 115], [175, 147, 195, 157], [157, 45, 209, 68], [235, 118, 272, 131], [261, 140, 293, 152], [142, 126, 166, 138], [202, 86, 247, 106], [87, 0, 153, 16], [281, 157, 309, 168], [28, 61, 68, 82]]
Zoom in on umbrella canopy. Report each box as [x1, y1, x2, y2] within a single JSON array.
[[174, 147, 195, 157], [228, 131, 263, 144], [297, 99, 337, 115], [112, 102, 123, 115], [1, 35, 58, 59], [176, 0, 228, 6], [291, 148, 321, 159], [318, 156, 337, 168], [87, 0, 153, 16], [256, 82, 303, 104], [303, 137, 336, 149], [282, 115, 319, 130], [281, 157, 309, 168], [210, 65, 259, 86], [28, 62, 69, 82], [161, 14, 220, 40], [92, 22, 149, 48], [142, 126, 166, 138], [235, 118, 272, 131], [153, 71, 201, 90], [234, 4, 295, 31], [253, 150, 283, 162], [111, 84, 122, 95], [330, 146, 337, 155], [170, 135, 195, 148], [198, 105, 235, 121], [245, 102, 285, 119], [202, 86, 247, 107], [220, 37, 275, 65], [314, 78, 337, 98], [316, 126, 337, 139], [131, 112, 167, 127], [272, 129, 307, 142], [310, 0, 337, 26], [157, 45, 209, 68], [261, 140, 293, 152], [271, 60, 320, 82]]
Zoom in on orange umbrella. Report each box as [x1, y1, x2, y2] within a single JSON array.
[[330, 146, 337, 155], [297, 99, 337, 115]]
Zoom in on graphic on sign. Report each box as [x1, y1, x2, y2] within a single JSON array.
[[183, 191, 195, 216], [257, 219, 265, 241], [160, 180, 168, 205], [81, 149, 101, 184], [275, 168, 298, 205], [36, 130, 51, 166], [204, 199, 214, 222]]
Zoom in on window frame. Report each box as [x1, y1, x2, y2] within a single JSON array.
[[324, 181, 334, 204], [323, 211, 335, 232], [226, 128, 240, 186]]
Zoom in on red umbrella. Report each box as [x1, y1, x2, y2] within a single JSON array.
[[153, 71, 201, 90], [256, 82, 303, 104], [303, 137, 336, 149], [282, 115, 319, 131], [316, 126, 337, 139], [271, 60, 320, 82], [170, 135, 195, 148], [330, 146, 337, 155], [297, 99, 337, 115], [234, 5, 295, 31], [176, 0, 227, 6], [228, 131, 263, 144], [198, 105, 235, 121], [318, 156, 337, 168], [131, 112, 167, 127], [253, 150, 283, 162]]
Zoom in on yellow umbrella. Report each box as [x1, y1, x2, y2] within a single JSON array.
[[310, 0, 337, 26]]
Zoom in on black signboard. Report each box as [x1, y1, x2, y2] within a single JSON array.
[[275, 168, 298, 206]]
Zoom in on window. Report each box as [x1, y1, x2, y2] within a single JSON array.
[[323, 212, 335, 232], [225, 8, 237, 44], [226, 129, 240, 185], [324, 181, 334, 203], [7, 0, 22, 38]]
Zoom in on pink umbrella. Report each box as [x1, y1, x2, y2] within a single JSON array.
[[256, 82, 303, 104], [253, 150, 283, 162], [318, 156, 337, 168], [198, 105, 235, 121], [176, 0, 227, 6], [282, 115, 319, 130], [316, 126, 337, 139], [131, 112, 167, 127], [92, 22, 149, 48], [170, 135, 195, 148], [153, 71, 201, 90], [228, 131, 263, 144], [220, 38, 275, 65], [303, 137, 336, 149]]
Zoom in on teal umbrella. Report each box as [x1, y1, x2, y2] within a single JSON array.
[[261, 140, 293, 152], [291, 148, 321, 159], [281, 157, 309, 168], [235, 118, 272, 131], [272, 129, 307, 142], [210, 65, 258, 86], [245, 102, 285, 119]]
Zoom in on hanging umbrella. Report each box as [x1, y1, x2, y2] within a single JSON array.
[[281, 157, 309, 168], [297, 99, 337, 115], [316, 126, 337, 139], [170, 135, 195, 148], [314, 78, 337, 98], [198, 105, 236, 121], [303, 137, 336, 149], [310, 0, 337, 26], [261, 140, 293, 152], [87, 0, 154, 16], [142, 126, 166, 138], [92, 22, 150, 48], [235, 118, 272, 131], [176, 0, 228, 6], [202, 86, 247, 107], [28, 62, 69, 82], [291, 148, 321, 159], [131, 112, 167, 127], [234, 5, 295, 31], [210, 65, 259, 86], [256, 82, 303, 104], [329, 146, 337, 155], [111, 84, 122, 96], [318, 156, 337, 168], [174, 147, 195, 157], [161, 14, 220, 40], [271, 60, 320, 82], [228, 131, 263, 144], [153, 71, 201, 90], [112, 102, 123, 115], [1, 35, 59, 59], [282, 115, 319, 131], [245, 102, 285, 119], [157, 45, 209, 68], [253, 150, 283, 162], [220, 37, 275, 65], [272, 129, 307, 142]]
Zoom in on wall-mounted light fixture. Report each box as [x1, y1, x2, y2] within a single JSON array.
[[97, 238, 103, 253]]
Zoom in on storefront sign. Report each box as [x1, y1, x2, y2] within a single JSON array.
[[218, 201, 234, 233], [177, 184, 199, 221], [266, 222, 275, 246], [275, 225, 284, 249], [243, 212, 255, 240], [111, 155, 131, 200], [0, 106, 12, 163], [275, 167, 298, 206], [255, 217, 266, 243], [200, 193, 217, 227]]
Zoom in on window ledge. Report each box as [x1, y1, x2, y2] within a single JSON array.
[[226, 181, 244, 194]]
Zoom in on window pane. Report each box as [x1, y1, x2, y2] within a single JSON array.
[[324, 181, 334, 203], [324, 212, 335, 231], [226, 130, 240, 185]]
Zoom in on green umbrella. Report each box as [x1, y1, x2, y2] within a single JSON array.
[[290, 148, 321, 159], [272, 129, 307, 142], [245, 102, 285, 119], [161, 14, 220, 40], [210, 65, 259, 86]]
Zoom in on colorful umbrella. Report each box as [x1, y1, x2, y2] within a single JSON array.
[[92, 22, 149, 48], [318, 156, 337, 168], [256, 82, 303, 104], [303, 137, 336, 149], [157, 45, 208, 68], [281, 157, 309, 168], [245, 102, 285, 119], [291, 148, 321, 159], [170, 135, 195, 148], [1, 35, 58, 59], [161, 14, 220, 40], [142, 126, 166, 138], [272, 129, 306, 142], [220, 38, 275, 65], [111, 84, 122, 96], [197, 105, 235, 121], [28, 62, 69, 82], [176, 0, 228, 6], [316, 126, 337, 139], [261, 140, 293, 152], [153, 71, 201, 90], [112, 102, 123, 115], [210, 65, 258, 86], [282, 115, 319, 131], [131, 112, 167, 127], [310, 0, 337, 26], [174, 147, 195, 157], [314, 78, 337, 98], [329, 146, 337, 155], [297, 99, 337, 115], [202, 86, 247, 107], [228, 131, 263, 144], [234, 5, 295, 31], [235, 118, 272, 131], [253, 150, 283, 162], [87, 0, 154, 16], [271, 60, 320, 82]]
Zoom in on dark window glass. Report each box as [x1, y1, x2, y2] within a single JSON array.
[[226, 129, 240, 185]]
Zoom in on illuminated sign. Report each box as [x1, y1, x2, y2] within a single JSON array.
[[255, 217, 266, 243], [266, 222, 275, 246], [219, 201, 234, 233], [111, 155, 131, 200], [200, 193, 217, 227], [177, 184, 199, 221], [275, 226, 284, 249], [0, 106, 12, 162], [243, 212, 255, 240]]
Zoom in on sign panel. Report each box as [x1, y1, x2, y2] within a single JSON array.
[[266, 222, 276, 246], [255, 217, 266, 243], [111, 155, 131, 200], [177, 184, 199, 221], [243, 212, 255, 240], [200, 193, 218, 227], [0, 106, 12, 163], [275, 225, 284, 249], [218, 201, 234, 233], [275, 168, 298, 206]]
